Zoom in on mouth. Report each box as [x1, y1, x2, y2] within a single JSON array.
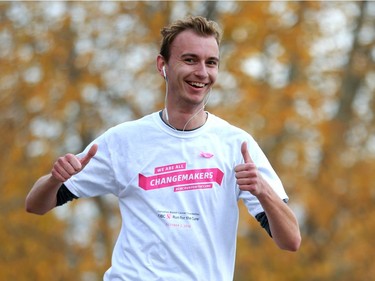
[[187, 81, 208, 88]]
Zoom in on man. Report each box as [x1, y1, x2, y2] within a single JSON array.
[[26, 16, 301, 281]]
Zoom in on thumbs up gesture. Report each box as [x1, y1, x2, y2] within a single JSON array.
[[235, 141, 264, 197], [51, 144, 98, 182]]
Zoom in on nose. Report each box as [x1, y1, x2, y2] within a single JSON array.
[[194, 62, 208, 79]]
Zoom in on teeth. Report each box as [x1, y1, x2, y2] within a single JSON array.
[[189, 82, 205, 88]]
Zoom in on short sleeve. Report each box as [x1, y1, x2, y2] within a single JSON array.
[[238, 138, 288, 217], [64, 133, 120, 198]]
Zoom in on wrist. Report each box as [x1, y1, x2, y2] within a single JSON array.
[[46, 174, 64, 189]]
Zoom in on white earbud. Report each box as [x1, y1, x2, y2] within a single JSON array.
[[162, 66, 167, 80]]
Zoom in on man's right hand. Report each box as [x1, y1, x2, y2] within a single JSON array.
[[51, 144, 98, 182]]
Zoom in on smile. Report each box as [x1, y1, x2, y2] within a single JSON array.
[[187, 81, 207, 88]]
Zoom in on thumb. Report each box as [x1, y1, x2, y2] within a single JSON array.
[[241, 141, 253, 164], [80, 144, 98, 167]]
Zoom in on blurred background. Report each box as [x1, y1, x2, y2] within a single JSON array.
[[1, 1, 374, 280]]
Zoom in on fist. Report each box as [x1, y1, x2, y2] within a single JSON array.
[[51, 144, 98, 182], [234, 142, 263, 196]]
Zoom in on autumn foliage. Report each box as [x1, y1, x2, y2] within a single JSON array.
[[1, 1, 374, 280]]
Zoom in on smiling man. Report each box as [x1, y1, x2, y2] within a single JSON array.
[[158, 28, 219, 131], [25, 16, 301, 281]]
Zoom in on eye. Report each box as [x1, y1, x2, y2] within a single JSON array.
[[207, 60, 219, 67], [184, 58, 195, 64]]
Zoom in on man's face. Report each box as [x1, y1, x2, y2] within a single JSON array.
[[166, 30, 220, 107]]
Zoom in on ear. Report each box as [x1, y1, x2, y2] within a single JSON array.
[[156, 55, 167, 79]]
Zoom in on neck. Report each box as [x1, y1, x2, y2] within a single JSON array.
[[162, 109, 207, 131]]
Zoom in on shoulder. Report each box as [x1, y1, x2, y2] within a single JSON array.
[[206, 112, 265, 159], [207, 113, 254, 139], [103, 112, 157, 136]]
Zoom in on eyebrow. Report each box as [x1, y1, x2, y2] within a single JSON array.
[[181, 53, 220, 62]]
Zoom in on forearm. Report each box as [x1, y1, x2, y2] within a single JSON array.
[[257, 181, 301, 251], [25, 174, 61, 215]]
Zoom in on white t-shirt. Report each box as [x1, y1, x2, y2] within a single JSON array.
[[65, 111, 287, 281]]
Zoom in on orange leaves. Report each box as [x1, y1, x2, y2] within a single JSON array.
[[1, 1, 374, 281]]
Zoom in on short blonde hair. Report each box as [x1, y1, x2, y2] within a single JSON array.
[[159, 16, 223, 62]]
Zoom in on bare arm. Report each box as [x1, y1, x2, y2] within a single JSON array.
[[25, 174, 63, 215], [235, 142, 301, 251], [25, 144, 98, 215], [254, 183, 301, 251]]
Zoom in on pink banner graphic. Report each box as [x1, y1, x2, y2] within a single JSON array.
[[139, 168, 224, 191]]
